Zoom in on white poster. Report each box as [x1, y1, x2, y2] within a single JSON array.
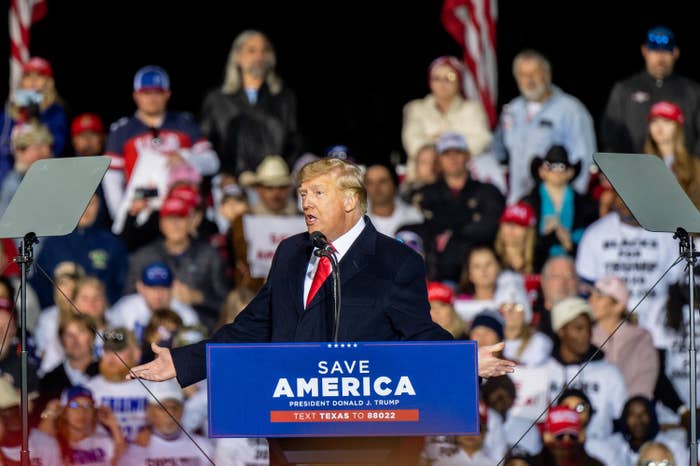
[[508, 365, 550, 421], [243, 215, 306, 278]]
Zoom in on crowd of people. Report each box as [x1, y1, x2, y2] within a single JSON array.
[[0, 23, 697, 466]]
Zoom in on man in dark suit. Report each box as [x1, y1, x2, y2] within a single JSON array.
[[130, 158, 514, 386]]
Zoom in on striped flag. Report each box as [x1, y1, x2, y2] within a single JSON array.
[[8, 0, 47, 91], [441, 0, 498, 128]]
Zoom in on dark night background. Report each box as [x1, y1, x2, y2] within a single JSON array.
[[1, 0, 698, 165]]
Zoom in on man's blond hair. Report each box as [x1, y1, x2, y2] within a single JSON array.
[[296, 158, 367, 214]]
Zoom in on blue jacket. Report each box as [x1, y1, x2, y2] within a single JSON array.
[[31, 223, 128, 307], [171, 218, 452, 387]]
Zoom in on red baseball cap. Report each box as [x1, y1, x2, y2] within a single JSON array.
[[427, 281, 453, 304], [500, 202, 535, 228], [22, 57, 53, 77], [71, 113, 104, 136], [544, 406, 581, 436], [168, 185, 201, 208], [648, 101, 685, 125], [160, 196, 193, 217]]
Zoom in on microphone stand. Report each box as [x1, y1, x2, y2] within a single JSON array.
[[314, 248, 341, 343], [14, 232, 38, 466], [674, 227, 698, 465]]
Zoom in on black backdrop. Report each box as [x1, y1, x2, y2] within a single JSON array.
[[1, 0, 698, 165]]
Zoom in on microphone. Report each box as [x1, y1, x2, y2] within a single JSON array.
[[310, 231, 334, 256]]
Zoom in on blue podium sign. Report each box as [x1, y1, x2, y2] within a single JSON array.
[[207, 341, 479, 437]]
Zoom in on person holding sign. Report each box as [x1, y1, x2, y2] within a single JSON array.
[[129, 158, 515, 386]]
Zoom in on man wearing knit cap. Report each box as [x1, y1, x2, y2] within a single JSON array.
[[544, 297, 627, 440]]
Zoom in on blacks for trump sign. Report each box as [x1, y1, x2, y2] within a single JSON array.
[[207, 341, 479, 437]]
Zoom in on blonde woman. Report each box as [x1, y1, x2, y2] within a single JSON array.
[[494, 202, 537, 275]]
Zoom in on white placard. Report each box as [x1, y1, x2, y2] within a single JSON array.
[[243, 215, 306, 278], [508, 365, 550, 421]]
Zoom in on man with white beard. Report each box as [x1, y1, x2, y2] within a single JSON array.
[[492, 49, 596, 204]]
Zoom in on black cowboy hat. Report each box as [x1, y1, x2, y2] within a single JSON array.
[[530, 144, 582, 182]]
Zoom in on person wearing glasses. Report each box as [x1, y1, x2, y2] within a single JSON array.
[[601, 26, 700, 156], [636, 441, 676, 466], [521, 145, 598, 272], [557, 388, 627, 466], [492, 49, 596, 205], [532, 405, 604, 466], [402, 56, 493, 186], [38, 385, 125, 466]]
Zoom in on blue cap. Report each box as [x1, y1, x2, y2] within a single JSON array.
[[141, 262, 173, 287], [436, 132, 469, 154], [324, 144, 355, 162], [133, 65, 170, 92], [60, 385, 94, 406], [645, 26, 676, 52]]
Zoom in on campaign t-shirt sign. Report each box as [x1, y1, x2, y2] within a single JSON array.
[[207, 341, 479, 437], [243, 215, 306, 278]]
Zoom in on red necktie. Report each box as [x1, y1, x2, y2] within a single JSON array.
[[306, 247, 334, 308]]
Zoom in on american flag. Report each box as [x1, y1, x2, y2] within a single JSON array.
[[8, 0, 47, 91], [441, 0, 498, 128]]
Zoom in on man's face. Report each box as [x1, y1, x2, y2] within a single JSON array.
[[132, 89, 170, 116], [147, 399, 183, 435], [487, 387, 514, 418], [625, 400, 651, 440], [256, 184, 291, 213], [63, 395, 95, 435], [438, 150, 468, 177], [72, 131, 104, 157], [299, 172, 358, 242], [137, 282, 172, 311], [514, 58, 550, 102], [558, 314, 591, 358], [159, 215, 190, 244], [364, 166, 395, 207], [642, 46, 679, 80], [541, 258, 578, 307], [74, 284, 106, 320], [61, 322, 94, 361], [14, 142, 51, 168], [236, 34, 273, 79], [99, 346, 139, 382]]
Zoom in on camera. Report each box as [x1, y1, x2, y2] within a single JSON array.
[[133, 187, 159, 200]]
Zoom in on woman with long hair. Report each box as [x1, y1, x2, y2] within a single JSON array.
[[39, 386, 125, 466], [644, 100, 700, 208], [494, 202, 537, 275]]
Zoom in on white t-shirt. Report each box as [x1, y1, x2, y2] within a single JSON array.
[[664, 304, 700, 408], [214, 438, 270, 466], [503, 415, 542, 456], [544, 356, 627, 439], [118, 432, 213, 466], [420, 437, 497, 466], [504, 331, 552, 366], [453, 297, 495, 326], [367, 197, 424, 238], [107, 293, 200, 341], [86, 375, 148, 443], [65, 432, 116, 466], [0, 429, 62, 466], [576, 212, 681, 348], [182, 380, 209, 436]]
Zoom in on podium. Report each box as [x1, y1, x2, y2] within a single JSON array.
[[207, 341, 480, 465]]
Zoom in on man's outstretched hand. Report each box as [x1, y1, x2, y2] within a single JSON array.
[[478, 342, 516, 378], [127, 343, 177, 382]]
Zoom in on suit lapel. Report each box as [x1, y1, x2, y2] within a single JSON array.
[[288, 235, 313, 315]]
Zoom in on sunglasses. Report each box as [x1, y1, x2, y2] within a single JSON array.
[[67, 400, 94, 410], [501, 303, 525, 313], [553, 432, 578, 441], [543, 161, 569, 172]]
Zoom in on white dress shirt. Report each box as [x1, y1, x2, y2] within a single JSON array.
[[302, 216, 366, 307]]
